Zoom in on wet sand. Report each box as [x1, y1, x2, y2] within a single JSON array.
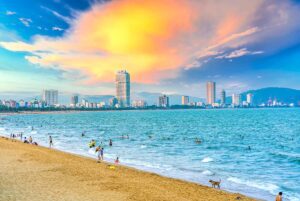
[[0, 137, 256, 201]]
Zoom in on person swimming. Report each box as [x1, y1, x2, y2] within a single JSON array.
[[195, 138, 202, 144], [109, 139, 113, 146], [81, 131, 85, 137]]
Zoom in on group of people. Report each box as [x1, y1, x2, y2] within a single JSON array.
[[9, 132, 23, 141], [89, 138, 119, 164], [10, 131, 53, 148]]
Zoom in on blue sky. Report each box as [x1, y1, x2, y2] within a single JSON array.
[[0, 0, 300, 99]]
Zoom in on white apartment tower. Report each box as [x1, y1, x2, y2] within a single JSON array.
[[116, 70, 130, 107], [246, 93, 253, 105], [182, 96, 189, 105], [232, 93, 241, 106], [42, 90, 58, 106], [206, 81, 216, 105]]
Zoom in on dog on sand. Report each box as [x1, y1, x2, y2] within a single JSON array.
[[209, 179, 221, 189]]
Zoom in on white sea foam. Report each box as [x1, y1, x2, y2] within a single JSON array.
[[88, 148, 97, 156], [201, 157, 214, 163], [140, 145, 147, 148], [227, 177, 279, 194], [202, 170, 214, 176]]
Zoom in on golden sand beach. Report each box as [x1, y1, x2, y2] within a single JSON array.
[[0, 137, 256, 201]]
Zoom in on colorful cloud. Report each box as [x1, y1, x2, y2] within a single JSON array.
[[0, 0, 299, 85]]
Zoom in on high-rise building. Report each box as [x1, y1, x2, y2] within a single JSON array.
[[116, 70, 130, 107], [42, 90, 58, 106], [71, 95, 79, 106], [232, 93, 241, 106], [181, 96, 189, 105], [246, 93, 253, 106], [206, 81, 216, 105], [220, 89, 226, 105], [158, 95, 169, 108]]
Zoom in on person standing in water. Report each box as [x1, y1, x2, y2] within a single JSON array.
[[96, 146, 101, 162], [49, 136, 53, 148], [276, 192, 283, 201], [109, 139, 112, 146]]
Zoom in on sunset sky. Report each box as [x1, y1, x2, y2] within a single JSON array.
[[0, 0, 300, 98]]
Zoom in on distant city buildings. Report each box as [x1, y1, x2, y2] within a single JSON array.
[[1, 76, 299, 111], [232, 93, 241, 106], [220, 89, 226, 105], [71, 95, 79, 106], [116, 70, 130, 107], [181, 96, 189, 105], [206, 81, 216, 105], [246, 93, 253, 106], [158, 95, 169, 108], [42, 90, 58, 106], [132, 100, 147, 108]]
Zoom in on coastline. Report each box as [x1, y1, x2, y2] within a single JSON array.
[[0, 137, 257, 201]]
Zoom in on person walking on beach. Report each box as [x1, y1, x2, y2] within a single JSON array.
[[49, 136, 53, 148], [100, 147, 104, 161], [276, 192, 283, 201], [96, 146, 101, 162]]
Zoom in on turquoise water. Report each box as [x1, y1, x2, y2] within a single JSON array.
[[1, 108, 299, 201]]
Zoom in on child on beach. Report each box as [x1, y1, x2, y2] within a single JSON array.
[[29, 136, 33, 143], [115, 157, 119, 164]]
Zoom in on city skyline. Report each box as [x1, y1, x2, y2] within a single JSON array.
[[1, 0, 300, 98]]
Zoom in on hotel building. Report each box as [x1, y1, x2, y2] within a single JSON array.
[[116, 70, 130, 107], [206, 81, 216, 105], [42, 90, 58, 106]]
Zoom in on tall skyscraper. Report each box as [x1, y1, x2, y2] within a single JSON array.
[[116, 70, 130, 107], [181, 96, 189, 105], [42, 90, 58, 106], [158, 95, 169, 107], [246, 93, 253, 106], [71, 95, 79, 106], [220, 89, 226, 105], [232, 93, 241, 106], [206, 81, 216, 105]]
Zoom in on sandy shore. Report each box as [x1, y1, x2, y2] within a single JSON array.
[[0, 137, 256, 201]]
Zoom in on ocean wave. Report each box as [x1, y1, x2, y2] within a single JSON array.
[[202, 170, 215, 176], [201, 157, 214, 163], [227, 177, 279, 194]]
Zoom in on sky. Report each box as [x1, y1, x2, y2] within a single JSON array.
[[0, 0, 300, 99]]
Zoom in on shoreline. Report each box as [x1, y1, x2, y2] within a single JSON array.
[[0, 136, 257, 201], [0, 106, 298, 116]]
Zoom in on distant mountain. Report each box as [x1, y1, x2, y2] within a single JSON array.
[[241, 87, 300, 105], [81, 95, 114, 103]]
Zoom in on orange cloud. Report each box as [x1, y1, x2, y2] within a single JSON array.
[[1, 0, 275, 84]]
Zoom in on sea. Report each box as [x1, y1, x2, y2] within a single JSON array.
[[0, 108, 299, 201]]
